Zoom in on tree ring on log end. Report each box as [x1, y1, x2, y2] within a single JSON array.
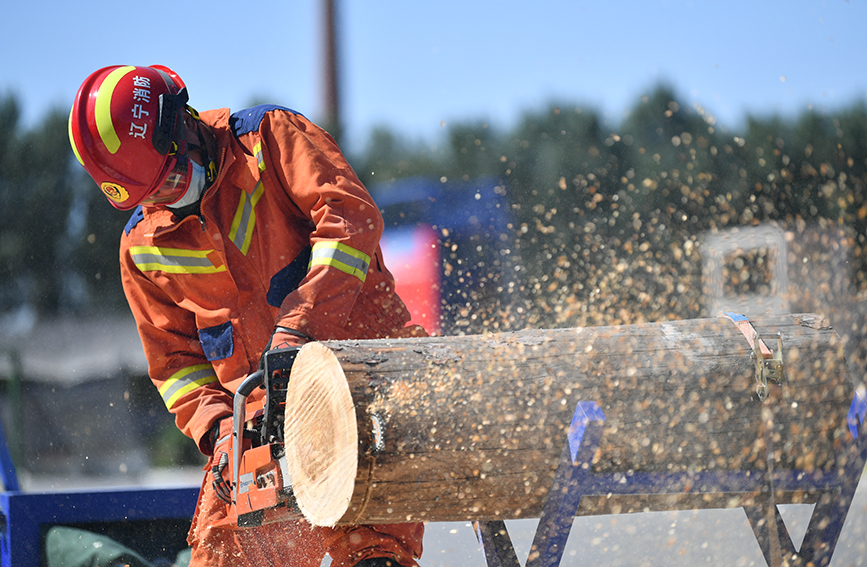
[[284, 342, 358, 526]]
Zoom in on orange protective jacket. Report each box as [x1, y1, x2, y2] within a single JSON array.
[[120, 106, 411, 452]]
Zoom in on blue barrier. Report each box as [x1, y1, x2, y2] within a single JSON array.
[[0, 416, 199, 567], [0, 486, 199, 567]]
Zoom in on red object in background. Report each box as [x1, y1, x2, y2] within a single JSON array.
[[381, 225, 441, 334]]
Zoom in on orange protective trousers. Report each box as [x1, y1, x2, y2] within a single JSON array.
[[187, 457, 424, 567]]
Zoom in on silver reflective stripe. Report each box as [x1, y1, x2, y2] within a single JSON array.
[[130, 246, 225, 274], [253, 142, 266, 172], [228, 181, 265, 255], [159, 364, 218, 409], [309, 241, 371, 282]]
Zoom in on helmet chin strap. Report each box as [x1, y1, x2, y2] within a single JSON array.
[[185, 105, 217, 185], [163, 108, 217, 212]]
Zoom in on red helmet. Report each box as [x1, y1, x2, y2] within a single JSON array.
[[69, 65, 194, 210]]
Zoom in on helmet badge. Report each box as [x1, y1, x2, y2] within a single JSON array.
[[100, 182, 130, 204]]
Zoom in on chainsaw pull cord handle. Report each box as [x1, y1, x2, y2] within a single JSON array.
[[212, 452, 232, 504], [232, 369, 265, 506]]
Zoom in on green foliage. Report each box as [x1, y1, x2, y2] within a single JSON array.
[[355, 127, 443, 186], [0, 93, 130, 316], [1, 86, 865, 327], [356, 85, 867, 331], [0, 102, 73, 313], [70, 189, 132, 311]]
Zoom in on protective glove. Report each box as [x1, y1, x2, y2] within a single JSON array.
[[269, 326, 312, 350], [258, 326, 311, 371], [209, 418, 234, 504]]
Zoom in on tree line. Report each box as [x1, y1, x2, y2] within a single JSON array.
[[1, 84, 865, 331], [352, 86, 866, 331]]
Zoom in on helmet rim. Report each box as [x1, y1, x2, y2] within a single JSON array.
[[69, 65, 188, 210]]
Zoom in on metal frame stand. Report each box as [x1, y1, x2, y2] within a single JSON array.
[[475, 393, 867, 567], [0, 419, 199, 567]]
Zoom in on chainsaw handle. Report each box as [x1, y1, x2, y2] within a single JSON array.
[[232, 370, 264, 506]]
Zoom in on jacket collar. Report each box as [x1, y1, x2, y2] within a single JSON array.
[[139, 108, 240, 236]]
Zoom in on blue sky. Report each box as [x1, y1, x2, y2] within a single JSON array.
[[3, 0, 865, 153]]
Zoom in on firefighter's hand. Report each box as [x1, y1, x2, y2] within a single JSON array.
[[210, 418, 234, 504], [258, 327, 310, 370], [269, 326, 312, 350]]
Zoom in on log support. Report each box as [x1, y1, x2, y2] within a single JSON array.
[[475, 391, 867, 567], [283, 313, 867, 565]]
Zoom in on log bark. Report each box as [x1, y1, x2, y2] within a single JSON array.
[[282, 313, 856, 526]]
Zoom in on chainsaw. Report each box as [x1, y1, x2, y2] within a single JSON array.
[[219, 346, 305, 527]]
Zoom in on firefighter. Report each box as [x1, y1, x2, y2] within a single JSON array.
[[69, 65, 425, 567]]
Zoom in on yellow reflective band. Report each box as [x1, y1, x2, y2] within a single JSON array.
[[309, 241, 371, 282], [159, 364, 218, 409], [94, 66, 135, 155], [228, 180, 265, 255], [130, 246, 226, 274], [253, 142, 266, 172], [68, 108, 84, 166]]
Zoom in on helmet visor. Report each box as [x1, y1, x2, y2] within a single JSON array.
[[142, 152, 190, 206]]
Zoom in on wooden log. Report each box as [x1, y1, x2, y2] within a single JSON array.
[[281, 313, 855, 527]]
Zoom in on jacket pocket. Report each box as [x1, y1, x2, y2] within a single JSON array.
[[199, 321, 234, 361]]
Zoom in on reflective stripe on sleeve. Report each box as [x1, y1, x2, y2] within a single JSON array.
[[159, 364, 218, 410], [228, 180, 266, 255], [309, 241, 371, 282], [130, 246, 225, 274]]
